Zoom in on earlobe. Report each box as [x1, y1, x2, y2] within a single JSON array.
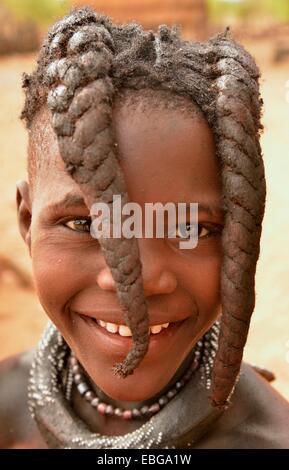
[[16, 180, 32, 254]]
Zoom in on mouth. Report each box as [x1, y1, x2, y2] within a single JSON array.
[[76, 312, 190, 356], [70, 309, 196, 365], [86, 317, 170, 337]]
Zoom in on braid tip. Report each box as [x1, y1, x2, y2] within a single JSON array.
[[112, 362, 134, 379]]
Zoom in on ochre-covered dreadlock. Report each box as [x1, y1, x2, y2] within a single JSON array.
[[21, 7, 266, 409]]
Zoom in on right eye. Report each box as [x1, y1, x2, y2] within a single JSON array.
[[175, 223, 211, 240], [64, 218, 91, 233]]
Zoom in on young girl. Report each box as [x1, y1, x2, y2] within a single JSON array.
[[0, 7, 288, 449]]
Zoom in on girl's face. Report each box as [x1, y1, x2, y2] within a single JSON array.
[[18, 95, 224, 402]]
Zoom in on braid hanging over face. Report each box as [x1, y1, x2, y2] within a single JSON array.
[[21, 7, 266, 409]]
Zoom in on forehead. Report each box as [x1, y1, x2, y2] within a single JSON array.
[[30, 91, 221, 212], [112, 91, 219, 203]]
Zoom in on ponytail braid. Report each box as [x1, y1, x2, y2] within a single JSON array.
[[29, 9, 150, 378], [209, 34, 265, 407]]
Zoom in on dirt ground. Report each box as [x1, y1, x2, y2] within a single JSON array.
[[0, 37, 288, 401]]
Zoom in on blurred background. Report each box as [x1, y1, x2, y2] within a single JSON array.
[[0, 0, 288, 400]]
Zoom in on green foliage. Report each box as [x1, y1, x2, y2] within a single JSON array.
[[208, 0, 289, 22], [2, 0, 71, 26], [263, 0, 289, 21], [208, 0, 252, 21]]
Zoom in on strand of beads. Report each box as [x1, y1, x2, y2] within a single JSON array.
[[67, 342, 203, 421]]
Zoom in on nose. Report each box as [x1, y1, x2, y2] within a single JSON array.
[[140, 238, 177, 296], [96, 239, 177, 297]]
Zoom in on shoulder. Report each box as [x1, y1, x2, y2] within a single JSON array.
[[0, 350, 47, 448], [0, 348, 33, 384], [198, 363, 289, 449], [235, 363, 289, 448]]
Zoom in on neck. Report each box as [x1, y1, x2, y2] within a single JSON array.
[[93, 346, 196, 409], [29, 322, 223, 447], [70, 346, 197, 436]]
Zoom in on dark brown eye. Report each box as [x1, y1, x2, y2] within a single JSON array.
[[64, 218, 91, 233], [176, 223, 209, 239]]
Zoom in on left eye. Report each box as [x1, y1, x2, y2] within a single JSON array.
[[64, 218, 91, 233], [176, 223, 210, 239]]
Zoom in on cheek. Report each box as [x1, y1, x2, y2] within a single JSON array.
[[30, 237, 101, 326], [31, 244, 77, 322], [179, 251, 222, 322]]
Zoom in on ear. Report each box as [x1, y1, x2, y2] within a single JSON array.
[[16, 180, 32, 255]]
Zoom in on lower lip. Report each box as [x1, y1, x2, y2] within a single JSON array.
[[78, 314, 188, 358]]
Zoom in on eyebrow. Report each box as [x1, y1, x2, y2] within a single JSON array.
[[45, 194, 224, 216], [45, 192, 87, 213], [174, 202, 224, 216], [198, 203, 224, 216]]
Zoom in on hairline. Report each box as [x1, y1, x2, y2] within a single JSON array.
[[27, 87, 207, 192]]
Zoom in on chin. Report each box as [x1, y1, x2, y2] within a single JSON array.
[[92, 371, 168, 403]]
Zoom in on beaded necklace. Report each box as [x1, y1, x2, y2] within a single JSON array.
[[28, 321, 223, 449], [65, 334, 207, 420]]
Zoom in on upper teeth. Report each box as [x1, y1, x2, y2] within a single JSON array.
[[97, 320, 169, 337]]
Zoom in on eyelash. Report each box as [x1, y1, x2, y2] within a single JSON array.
[[62, 218, 223, 240]]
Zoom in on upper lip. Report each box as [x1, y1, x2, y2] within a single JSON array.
[[72, 309, 191, 327]]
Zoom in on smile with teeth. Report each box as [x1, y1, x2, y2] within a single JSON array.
[[95, 319, 170, 337]]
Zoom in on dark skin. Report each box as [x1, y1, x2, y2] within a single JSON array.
[[0, 96, 289, 448]]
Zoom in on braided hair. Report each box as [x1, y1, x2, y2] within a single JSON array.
[[21, 7, 266, 409]]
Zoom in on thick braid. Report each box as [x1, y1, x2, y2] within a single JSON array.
[[209, 36, 266, 407], [150, 36, 266, 407], [44, 10, 150, 378]]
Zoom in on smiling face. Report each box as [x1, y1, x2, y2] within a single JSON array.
[[18, 91, 224, 402]]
